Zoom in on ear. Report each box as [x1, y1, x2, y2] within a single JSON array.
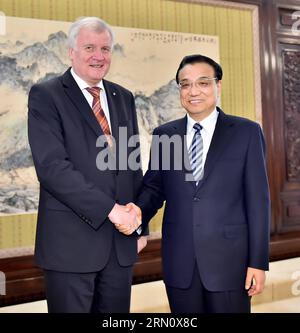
[[68, 48, 74, 61], [216, 80, 222, 98]]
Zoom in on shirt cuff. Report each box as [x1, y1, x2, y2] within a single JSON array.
[[136, 226, 142, 235]]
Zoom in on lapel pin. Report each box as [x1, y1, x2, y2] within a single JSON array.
[[113, 92, 116, 96]]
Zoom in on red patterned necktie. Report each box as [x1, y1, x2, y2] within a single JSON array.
[[86, 87, 112, 146]]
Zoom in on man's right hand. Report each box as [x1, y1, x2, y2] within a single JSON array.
[[108, 203, 141, 235]]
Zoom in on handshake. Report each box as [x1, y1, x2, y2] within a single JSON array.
[[108, 202, 142, 235]]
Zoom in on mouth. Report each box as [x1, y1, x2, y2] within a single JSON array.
[[189, 99, 205, 104], [89, 64, 104, 69]]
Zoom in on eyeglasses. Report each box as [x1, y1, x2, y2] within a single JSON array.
[[178, 77, 218, 91]]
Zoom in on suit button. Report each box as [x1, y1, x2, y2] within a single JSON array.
[[193, 197, 200, 202]]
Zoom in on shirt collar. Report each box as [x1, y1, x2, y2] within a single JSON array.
[[187, 108, 219, 134], [70, 67, 105, 91]]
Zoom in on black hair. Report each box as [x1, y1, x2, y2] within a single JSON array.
[[175, 54, 223, 83]]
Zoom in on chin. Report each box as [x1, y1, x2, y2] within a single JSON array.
[[89, 74, 105, 83], [189, 109, 205, 114], [89, 68, 107, 78]]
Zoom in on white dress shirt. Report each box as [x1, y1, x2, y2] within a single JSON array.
[[70, 68, 112, 132], [186, 108, 219, 172]]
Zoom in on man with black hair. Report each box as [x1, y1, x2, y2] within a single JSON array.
[[124, 54, 270, 313]]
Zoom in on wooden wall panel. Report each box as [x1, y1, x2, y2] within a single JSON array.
[[259, 0, 300, 258]]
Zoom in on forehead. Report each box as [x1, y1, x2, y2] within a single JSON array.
[[178, 62, 215, 80], [76, 28, 112, 45]]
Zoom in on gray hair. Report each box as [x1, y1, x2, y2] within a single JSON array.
[[67, 17, 114, 49]]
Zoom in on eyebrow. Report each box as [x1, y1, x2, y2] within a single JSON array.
[[179, 76, 212, 82], [82, 43, 95, 47]]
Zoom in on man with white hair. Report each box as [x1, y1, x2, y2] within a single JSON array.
[[28, 17, 146, 313]]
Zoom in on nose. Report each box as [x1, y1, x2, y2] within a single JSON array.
[[93, 49, 106, 60], [189, 84, 201, 95]]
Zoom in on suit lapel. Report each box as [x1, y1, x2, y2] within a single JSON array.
[[195, 108, 234, 193], [171, 115, 187, 138], [170, 116, 196, 188], [62, 68, 104, 138], [103, 80, 119, 145]]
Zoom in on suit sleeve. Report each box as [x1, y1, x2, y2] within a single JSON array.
[[127, 92, 149, 236], [137, 128, 165, 231], [28, 83, 115, 230], [245, 123, 270, 270]]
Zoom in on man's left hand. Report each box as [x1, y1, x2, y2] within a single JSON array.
[[137, 236, 148, 253], [245, 267, 266, 296]]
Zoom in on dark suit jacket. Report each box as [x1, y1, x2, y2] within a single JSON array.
[[138, 108, 270, 291], [28, 68, 142, 273]]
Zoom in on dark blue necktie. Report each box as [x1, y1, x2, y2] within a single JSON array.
[[188, 123, 203, 183]]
